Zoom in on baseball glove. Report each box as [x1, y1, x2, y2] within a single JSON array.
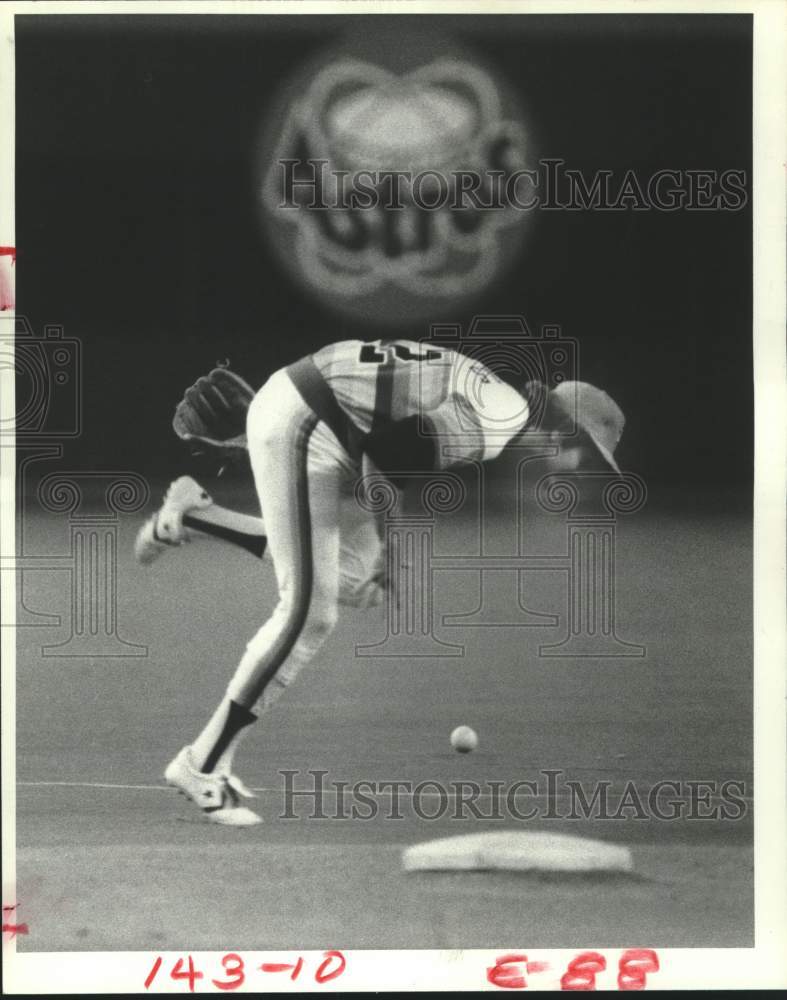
[[173, 365, 255, 459]]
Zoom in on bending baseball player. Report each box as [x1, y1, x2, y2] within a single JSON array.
[[136, 339, 625, 825]]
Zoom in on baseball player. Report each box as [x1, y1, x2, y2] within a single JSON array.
[[136, 339, 625, 825]]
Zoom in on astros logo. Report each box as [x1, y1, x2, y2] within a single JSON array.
[[261, 56, 533, 325]]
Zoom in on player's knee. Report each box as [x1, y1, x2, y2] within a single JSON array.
[[309, 602, 339, 639], [298, 602, 339, 652]]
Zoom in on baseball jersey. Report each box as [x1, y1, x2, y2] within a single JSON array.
[[308, 339, 530, 468]]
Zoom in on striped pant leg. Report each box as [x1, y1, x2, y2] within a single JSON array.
[[226, 371, 348, 712]]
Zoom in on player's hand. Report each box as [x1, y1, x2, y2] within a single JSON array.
[[172, 365, 255, 463]]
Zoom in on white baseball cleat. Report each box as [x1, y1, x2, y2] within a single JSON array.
[[164, 746, 262, 827], [134, 476, 213, 565]]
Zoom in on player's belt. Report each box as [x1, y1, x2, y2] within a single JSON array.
[[286, 355, 365, 460]]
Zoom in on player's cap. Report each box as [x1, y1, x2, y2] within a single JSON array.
[[549, 381, 625, 474]]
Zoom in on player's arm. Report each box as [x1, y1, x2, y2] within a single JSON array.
[[428, 355, 531, 467], [364, 376, 529, 482]]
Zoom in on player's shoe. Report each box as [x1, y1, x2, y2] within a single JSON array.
[[164, 746, 262, 827], [134, 476, 213, 565]]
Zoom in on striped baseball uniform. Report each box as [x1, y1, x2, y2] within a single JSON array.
[[302, 338, 530, 468], [192, 340, 529, 776]]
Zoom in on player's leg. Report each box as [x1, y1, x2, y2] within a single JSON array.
[[135, 480, 268, 564], [336, 483, 387, 608], [187, 407, 344, 780], [167, 371, 348, 822], [137, 473, 389, 608], [134, 476, 215, 564]]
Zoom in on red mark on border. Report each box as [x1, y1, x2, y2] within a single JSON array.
[[211, 953, 245, 991], [1, 922, 29, 937], [561, 951, 607, 990], [487, 953, 528, 989], [2, 904, 29, 939], [486, 949, 661, 990], [617, 950, 660, 991], [0, 247, 14, 311], [315, 950, 346, 983], [170, 955, 204, 992], [144, 956, 163, 989], [260, 957, 304, 981]]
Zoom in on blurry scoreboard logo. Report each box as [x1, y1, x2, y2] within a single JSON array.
[[261, 57, 532, 325]]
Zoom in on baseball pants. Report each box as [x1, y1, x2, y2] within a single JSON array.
[[225, 367, 381, 713]]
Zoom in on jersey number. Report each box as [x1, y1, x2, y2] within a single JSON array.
[[359, 344, 443, 364]]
